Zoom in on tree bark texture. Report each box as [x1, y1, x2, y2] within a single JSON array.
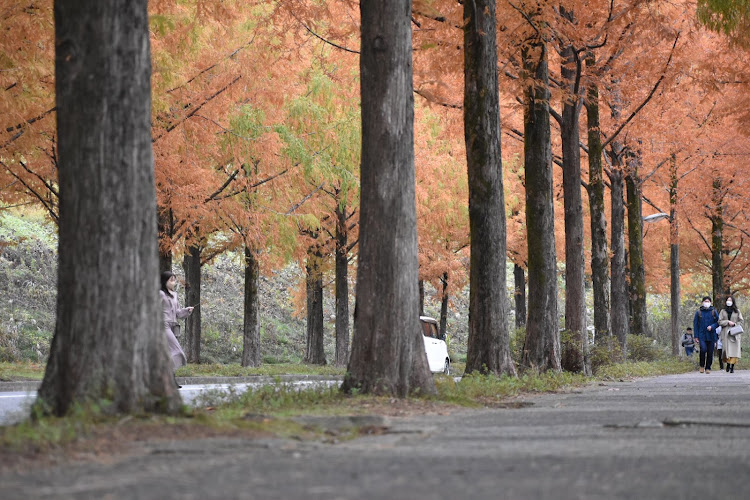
[[182, 244, 202, 363], [342, 0, 435, 396], [419, 280, 425, 316], [669, 158, 680, 357], [157, 207, 173, 273], [560, 28, 588, 374], [711, 177, 729, 301], [440, 272, 449, 338], [463, 0, 516, 376], [625, 153, 648, 336], [610, 167, 629, 351], [38, 0, 181, 416], [241, 246, 261, 367], [304, 247, 326, 365], [334, 205, 350, 366], [521, 38, 561, 372], [584, 58, 611, 343], [514, 263, 526, 329]]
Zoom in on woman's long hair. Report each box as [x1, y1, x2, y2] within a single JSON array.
[[724, 294, 739, 317], [160, 271, 174, 298]]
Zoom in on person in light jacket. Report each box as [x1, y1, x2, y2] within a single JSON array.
[[160, 271, 193, 385], [719, 294, 743, 373], [693, 296, 719, 373]]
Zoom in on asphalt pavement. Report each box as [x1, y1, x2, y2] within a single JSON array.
[[2, 369, 750, 499]]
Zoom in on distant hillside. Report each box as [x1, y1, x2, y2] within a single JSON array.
[[0, 208, 471, 365]]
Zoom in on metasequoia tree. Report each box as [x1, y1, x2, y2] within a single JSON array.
[[550, 4, 591, 373], [37, 0, 180, 416], [585, 53, 611, 344], [342, 0, 435, 396], [625, 148, 648, 336], [278, 65, 362, 367], [519, 7, 561, 372], [415, 107, 469, 340], [0, 4, 57, 221], [149, 3, 302, 368], [462, 0, 516, 376]]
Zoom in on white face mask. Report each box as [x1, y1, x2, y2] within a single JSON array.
[[703, 301, 711, 308], [727, 300, 733, 307]]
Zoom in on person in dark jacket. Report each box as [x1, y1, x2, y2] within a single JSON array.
[[680, 327, 696, 357], [693, 296, 720, 373]]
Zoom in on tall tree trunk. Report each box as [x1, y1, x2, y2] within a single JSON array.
[[463, 0, 516, 377], [37, 0, 180, 416], [334, 205, 350, 367], [669, 156, 680, 357], [342, 0, 434, 396], [521, 35, 561, 372], [182, 243, 201, 363], [711, 177, 728, 301], [418, 280, 425, 316], [584, 54, 611, 343], [514, 263, 526, 329], [241, 246, 261, 367], [157, 207, 173, 273], [626, 151, 648, 336], [610, 166, 628, 351], [559, 13, 588, 374], [439, 272, 449, 338], [304, 247, 326, 365]]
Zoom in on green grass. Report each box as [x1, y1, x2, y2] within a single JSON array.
[[596, 358, 695, 380], [175, 362, 346, 378], [0, 207, 57, 249], [0, 361, 45, 381]]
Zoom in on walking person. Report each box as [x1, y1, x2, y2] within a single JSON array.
[[719, 294, 743, 373], [160, 271, 194, 388], [716, 326, 724, 370], [693, 296, 719, 373], [681, 327, 696, 357]]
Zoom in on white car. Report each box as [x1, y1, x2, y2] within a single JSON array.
[[420, 316, 451, 374]]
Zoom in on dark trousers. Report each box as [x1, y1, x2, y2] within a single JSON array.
[[717, 348, 724, 369], [699, 340, 715, 370]]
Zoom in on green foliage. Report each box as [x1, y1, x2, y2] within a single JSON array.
[[149, 14, 176, 36], [509, 327, 527, 364], [626, 334, 667, 362], [435, 371, 588, 406], [590, 334, 671, 375], [195, 381, 345, 415], [0, 208, 57, 249], [560, 328, 585, 372], [596, 359, 694, 380], [697, 0, 750, 46], [590, 338, 625, 375], [0, 209, 57, 363]]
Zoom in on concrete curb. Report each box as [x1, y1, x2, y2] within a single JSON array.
[[0, 374, 344, 393]]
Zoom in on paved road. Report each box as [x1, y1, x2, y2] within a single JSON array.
[[2, 369, 750, 499]]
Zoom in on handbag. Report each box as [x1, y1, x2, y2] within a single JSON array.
[[728, 325, 744, 336]]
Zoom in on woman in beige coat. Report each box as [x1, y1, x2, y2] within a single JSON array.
[[719, 294, 743, 373], [160, 271, 194, 386]]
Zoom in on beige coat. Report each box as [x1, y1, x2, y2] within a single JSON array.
[[160, 290, 191, 369], [719, 308, 743, 359]]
